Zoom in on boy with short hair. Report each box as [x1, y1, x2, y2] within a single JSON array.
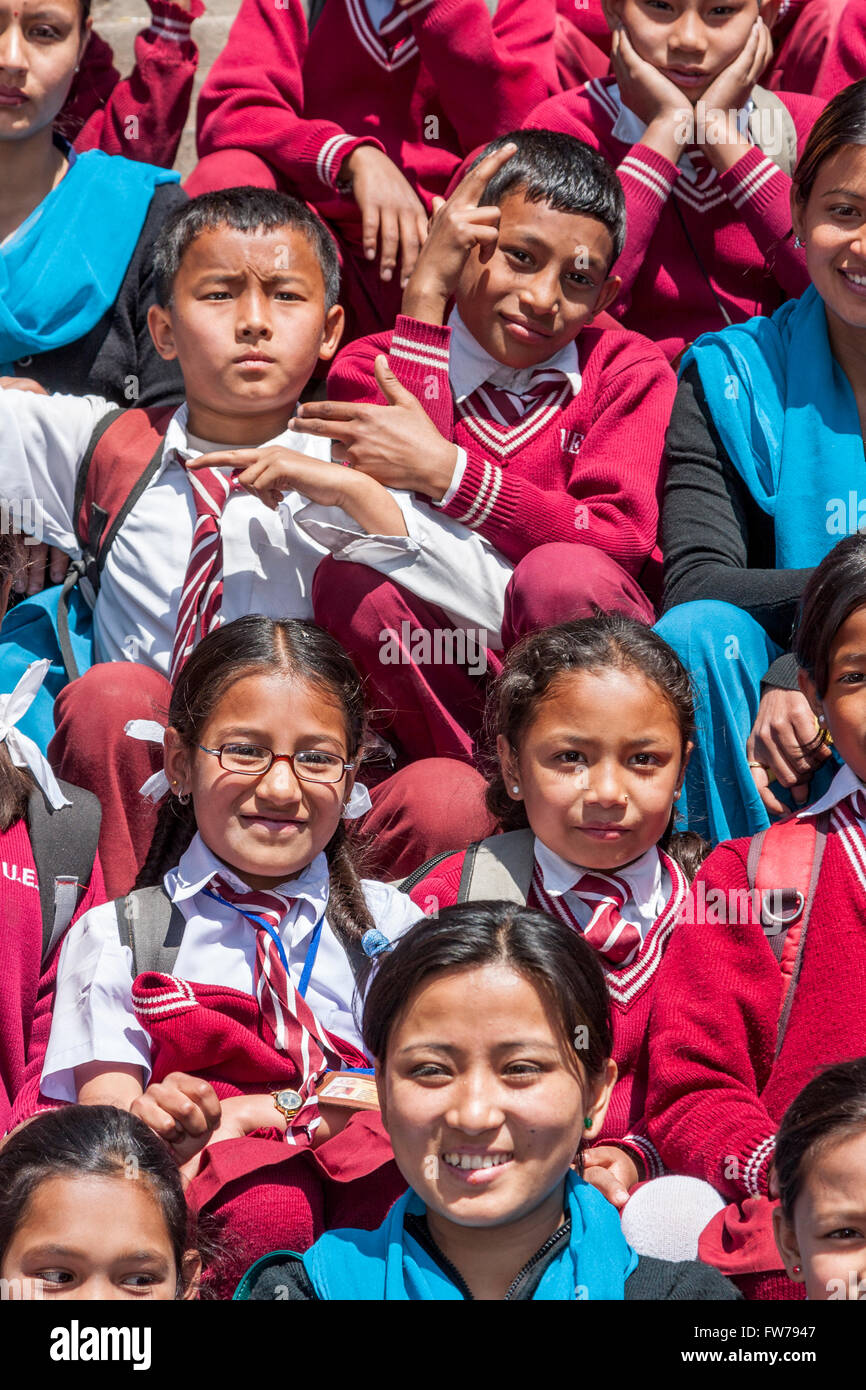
[[0, 187, 504, 888], [526, 0, 825, 360], [298, 131, 676, 765]]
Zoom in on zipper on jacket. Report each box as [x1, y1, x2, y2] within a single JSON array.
[[504, 1221, 571, 1300]]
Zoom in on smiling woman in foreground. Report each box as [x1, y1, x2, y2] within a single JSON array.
[[236, 901, 740, 1301]]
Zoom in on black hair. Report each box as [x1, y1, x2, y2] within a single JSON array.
[[470, 129, 626, 264], [775, 1057, 866, 1221], [363, 901, 613, 1148], [136, 615, 376, 980], [794, 533, 866, 699], [793, 79, 866, 208], [0, 1106, 198, 1298], [152, 188, 341, 310], [482, 613, 707, 878]]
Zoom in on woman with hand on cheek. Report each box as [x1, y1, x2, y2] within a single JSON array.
[[236, 902, 739, 1301]]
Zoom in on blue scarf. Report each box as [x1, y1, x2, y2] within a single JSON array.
[[302, 1171, 639, 1301], [682, 284, 864, 569], [0, 150, 179, 373]]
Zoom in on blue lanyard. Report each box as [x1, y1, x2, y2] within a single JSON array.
[[202, 887, 324, 997]]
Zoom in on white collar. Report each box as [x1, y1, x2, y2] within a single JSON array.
[[797, 763, 866, 821], [165, 832, 331, 915], [533, 835, 662, 901], [608, 82, 754, 185], [160, 402, 321, 473], [446, 307, 581, 405]]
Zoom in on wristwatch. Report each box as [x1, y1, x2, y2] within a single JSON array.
[[272, 1088, 304, 1123]]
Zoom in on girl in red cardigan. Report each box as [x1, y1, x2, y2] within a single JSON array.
[[525, 0, 825, 361], [409, 613, 705, 1208], [644, 533, 866, 1300]]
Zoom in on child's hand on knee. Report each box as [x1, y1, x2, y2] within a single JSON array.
[[131, 1072, 222, 1165], [580, 1145, 640, 1210], [339, 146, 429, 286]]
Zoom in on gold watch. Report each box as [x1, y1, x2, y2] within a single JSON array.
[[272, 1087, 303, 1123]]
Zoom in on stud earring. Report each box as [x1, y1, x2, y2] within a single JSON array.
[[794, 234, 804, 248], [792, 1264, 802, 1275], [583, 1116, 593, 1130], [512, 784, 520, 795]]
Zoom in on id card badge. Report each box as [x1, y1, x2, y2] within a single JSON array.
[[316, 1070, 380, 1111]]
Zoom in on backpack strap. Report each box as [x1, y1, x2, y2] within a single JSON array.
[[396, 849, 457, 894], [29, 780, 102, 966], [457, 829, 535, 904], [114, 885, 187, 976], [57, 405, 174, 681], [746, 812, 828, 1054], [747, 86, 798, 179]]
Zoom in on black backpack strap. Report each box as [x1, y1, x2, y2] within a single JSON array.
[[396, 849, 456, 894], [29, 781, 102, 966], [115, 885, 187, 976]]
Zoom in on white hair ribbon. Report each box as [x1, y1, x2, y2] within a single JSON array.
[[0, 660, 72, 810], [125, 719, 171, 804], [343, 781, 373, 819]]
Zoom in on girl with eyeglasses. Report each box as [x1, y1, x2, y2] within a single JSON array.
[[26, 615, 424, 1296]]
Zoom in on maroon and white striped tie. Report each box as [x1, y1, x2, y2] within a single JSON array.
[[377, 0, 412, 55], [465, 369, 569, 428], [208, 874, 367, 1142], [169, 463, 240, 685], [531, 865, 642, 967]]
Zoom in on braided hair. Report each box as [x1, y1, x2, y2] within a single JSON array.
[[135, 616, 376, 971]]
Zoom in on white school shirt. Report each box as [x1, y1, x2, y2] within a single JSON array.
[[434, 308, 582, 508], [607, 83, 755, 185], [533, 837, 670, 943], [0, 390, 513, 664], [796, 762, 866, 824], [40, 833, 424, 1101]]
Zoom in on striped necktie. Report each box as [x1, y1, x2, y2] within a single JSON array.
[[169, 462, 240, 685], [377, 0, 411, 55], [208, 874, 365, 1142], [531, 865, 642, 968], [464, 369, 570, 427]]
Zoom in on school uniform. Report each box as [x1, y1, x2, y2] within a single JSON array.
[[411, 836, 689, 1181], [0, 389, 507, 891], [189, 0, 558, 337], [0, 818, 106, 1135], [646, 765, 866, 1299], [524, 78, 824, 361], [318, 307, 674, 762], [63, 0, 203, 170], [810, 0, 866, 101], [767, 0, 842, 97]]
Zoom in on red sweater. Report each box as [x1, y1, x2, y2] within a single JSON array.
[[0, 820, 106, 1134], [646, 821, 866, 1204], [813, 0, 866, 102], [60, 0, 202, 169], [328, 313, 676, 576], [409, 846, 690, 1180], [196, 0, 558, 218], [525, 78, 823, 360]]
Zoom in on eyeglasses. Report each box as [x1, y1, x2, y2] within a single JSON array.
[[198, 743, 354, 783]]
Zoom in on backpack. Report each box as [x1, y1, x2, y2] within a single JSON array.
[[0, 406, 174, 753], [113, 884, 370, 988], [400, 818, 823, 1054], [747, 86, 799, 180], [29, 779, 102, 966]]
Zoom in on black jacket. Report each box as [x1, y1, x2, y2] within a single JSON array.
[[660, 361, 812, 692]]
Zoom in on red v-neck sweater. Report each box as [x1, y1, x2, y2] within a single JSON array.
[[328, 313, 675, 578], [646, 829, 866, 1203], [0, 820, 106, 1134], [196, 0, 558, 215], [409, 847, 688, 1181], [524, 77, 824, 360]]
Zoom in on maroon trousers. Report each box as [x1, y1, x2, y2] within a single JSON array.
[[313, 541, 654, 766], [47, 663, 494, 898]]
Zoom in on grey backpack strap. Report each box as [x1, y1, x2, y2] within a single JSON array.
[[115, 886, 186, 976], [29, 781, 102, 966], [457, 829, 536, 904], [748, 87, 798, 178]]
